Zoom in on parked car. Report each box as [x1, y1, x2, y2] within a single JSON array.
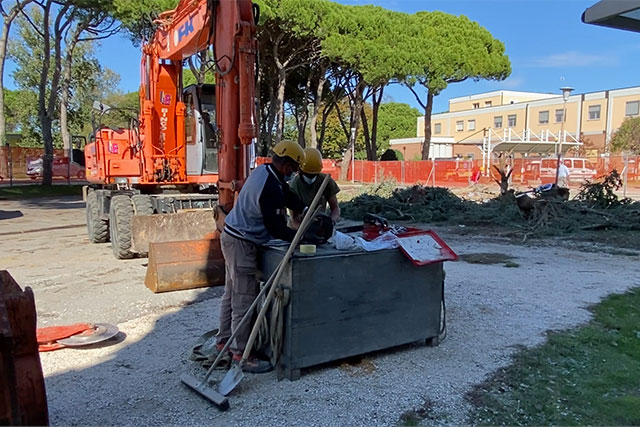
[[26, 149, 86, 180]]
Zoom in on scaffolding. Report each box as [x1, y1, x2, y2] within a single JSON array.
[[481, 128, 582, 175]]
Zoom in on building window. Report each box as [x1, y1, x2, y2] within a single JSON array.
[[555, 109, 564, 123], [625, 101, 639, 117], [508, 114, 517, 127], [588, 105, 601, 120], [493, 116, 502, 128], [434, 123, 441, 134], [473, 103, 480, 109], [485, 101, 492, 107], [456, 120, 464, 132], [468, 120, 476, 131], [539, 110, 549, 124]]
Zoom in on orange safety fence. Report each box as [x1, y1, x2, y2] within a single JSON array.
[[256, 155, 640, 188]]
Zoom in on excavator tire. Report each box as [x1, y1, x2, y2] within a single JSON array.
[[131, 195, 154, 257], [109, 195, 135, 259], [86, 190, 109, 243], [132, 194, 154, 215]]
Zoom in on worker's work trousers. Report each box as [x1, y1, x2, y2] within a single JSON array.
[[558, 177, 569, 188], [217, 231, 259, 355]]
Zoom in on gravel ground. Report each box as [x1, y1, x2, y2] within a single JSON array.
[[39, 240, 640, 426], [3, 196, 640, 425]]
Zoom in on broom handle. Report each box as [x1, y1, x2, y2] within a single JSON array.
[[240, 174, 331, 363]]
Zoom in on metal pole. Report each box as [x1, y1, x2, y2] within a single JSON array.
[[350, 127, 356, 183], [623, 153, 629, 198], [556, 87, 573, 186], [555, 101, 566, 186], [487, 128, 492, 176]]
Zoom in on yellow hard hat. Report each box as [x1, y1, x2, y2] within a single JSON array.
[[301, 147, 323, 174], [273, 140, 305, 165]]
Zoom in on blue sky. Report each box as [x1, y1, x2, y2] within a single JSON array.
[[7, 0, 640, 113]]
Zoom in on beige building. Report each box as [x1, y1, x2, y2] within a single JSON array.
[[404, 86, 640, 161]]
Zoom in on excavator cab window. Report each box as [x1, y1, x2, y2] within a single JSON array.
[[184, 84, 218, 175], [198, 84, 218, 173]]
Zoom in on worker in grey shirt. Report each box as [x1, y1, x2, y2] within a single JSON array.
[[216, 140, 307, 373]]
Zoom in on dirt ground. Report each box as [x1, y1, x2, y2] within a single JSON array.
[[1, 195, 640, 426]]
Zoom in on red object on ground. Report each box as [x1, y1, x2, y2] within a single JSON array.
[[36, 323, 92, 352]]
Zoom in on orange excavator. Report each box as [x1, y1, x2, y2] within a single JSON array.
[[84, 0, 258, 291]]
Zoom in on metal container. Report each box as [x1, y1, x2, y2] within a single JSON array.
[[258, 244, 444, 380]]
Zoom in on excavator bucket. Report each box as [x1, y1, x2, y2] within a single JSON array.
[[131, 210, 217, 255], [139, 207, 228, 293], [144, 235, 225, 293]]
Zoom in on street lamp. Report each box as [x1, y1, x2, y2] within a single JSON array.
[[555, 86, 574, 186]]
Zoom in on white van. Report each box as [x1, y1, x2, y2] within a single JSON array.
[[539, 158, 597, 183]]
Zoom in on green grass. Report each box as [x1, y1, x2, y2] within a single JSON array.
[[468, 287, 640, 426], [0, 184, 83, 199]]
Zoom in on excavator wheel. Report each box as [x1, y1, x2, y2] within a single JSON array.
[[132, 195, 154, 215], [131, 195, 154, 257], [86, 190, 109, 243], [109, 195, 135, 259]]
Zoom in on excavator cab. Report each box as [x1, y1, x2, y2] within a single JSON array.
[[184, 84, 218, 175]]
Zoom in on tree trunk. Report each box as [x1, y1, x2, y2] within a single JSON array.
[[309, 65, 327, 149], [360, 108, 373, 160], [296, 71, 313, 147], [0, 22, 9, 148], [370, 85, 384, 160], [38, 1, 53, 185], [421, 90, 434, 160], [317, 101, 334, 154], [274, 68, 286, 143], [0, 1, 32, 148], [339, 80, 365, 181], [263, 90, 277, 155], [38, 0, 69, 185], [60, 48, 74, 153]]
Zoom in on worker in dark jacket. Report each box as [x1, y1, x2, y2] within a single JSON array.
[[215, 140, 306, 373]]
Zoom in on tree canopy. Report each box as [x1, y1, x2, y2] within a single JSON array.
[[2, 0, 513, 183], [611, 117, 640, 154]]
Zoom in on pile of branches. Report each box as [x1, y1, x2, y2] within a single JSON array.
[[340, 182, 522, 225], [340, 172, 640, 240], [522, 170, 639, 240]]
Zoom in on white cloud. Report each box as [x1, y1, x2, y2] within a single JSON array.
[[527, 51, 617, 68]]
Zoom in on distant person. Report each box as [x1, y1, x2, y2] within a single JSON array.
[[557, 161, 570, 188], [470, 166, 481, 184], [289, 147, 341, 223]]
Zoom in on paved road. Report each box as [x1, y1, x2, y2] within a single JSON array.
[[0, 195, 220, 327]]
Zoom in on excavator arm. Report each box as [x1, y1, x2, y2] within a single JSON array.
[[139, 0, 257, 210], [139, 0, 259, 292]]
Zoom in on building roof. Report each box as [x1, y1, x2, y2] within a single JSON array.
[[582, 1, 640, 33], [448, 90, 556, 103]]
